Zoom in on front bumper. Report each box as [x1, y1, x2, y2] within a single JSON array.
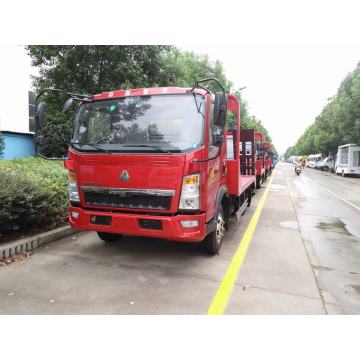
[[69, 207, 207, 242]]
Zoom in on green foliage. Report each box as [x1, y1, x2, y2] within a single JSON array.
[[0, 132, 5, 158], [0, 157, 68, 234], [291, 61, 360, 156], [283, 145, 298, 158], [168, 50, 233, 91]]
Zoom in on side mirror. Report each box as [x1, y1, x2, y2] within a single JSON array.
[[63, 98, 75, 112], [213, 92, 227, 128], [35, 102, 47, 130]]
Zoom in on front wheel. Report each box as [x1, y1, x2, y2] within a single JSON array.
[[323, 166, 329, 172], [203, 207, 226, 255], [97, 232, 123, 242]]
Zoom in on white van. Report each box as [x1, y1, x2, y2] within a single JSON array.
[[316, 156, 335, 172], [307, 154, 322, 168], [335, 144, 360, 176]]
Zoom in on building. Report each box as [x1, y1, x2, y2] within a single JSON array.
[[0, 46, 35, 160]]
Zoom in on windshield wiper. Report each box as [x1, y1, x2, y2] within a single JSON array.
[[192, 93, 205, 119], [71, 141, 112, 154], [120, 144, 173, 154]]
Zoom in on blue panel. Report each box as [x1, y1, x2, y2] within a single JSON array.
[[0, 132, 35, 160]]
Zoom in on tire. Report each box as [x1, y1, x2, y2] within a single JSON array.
[[203, 207, 226, 255], [256, 175, 261, 189], [323, 166, 329, 172], [97, 232, 123, 242], [342, 170, 345, 177]]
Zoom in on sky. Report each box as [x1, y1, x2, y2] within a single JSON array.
[[179, 43, 360, 154]]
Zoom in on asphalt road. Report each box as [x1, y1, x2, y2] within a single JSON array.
[[0, 162, 359, 314], [288, 165, 360, 314]]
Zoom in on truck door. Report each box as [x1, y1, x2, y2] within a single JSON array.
[[206, 101, 223, 222]]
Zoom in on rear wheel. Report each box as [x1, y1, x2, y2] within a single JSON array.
[[203, 207, 226, 255], [256, 175, 261, 189], [323, 166, 329, 172], [97, 232, 123, 242]]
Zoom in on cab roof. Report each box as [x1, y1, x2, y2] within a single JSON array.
[[92, 87, 209, 100]]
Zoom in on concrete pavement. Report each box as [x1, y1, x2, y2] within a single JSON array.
[[226, 164, 325, 314]]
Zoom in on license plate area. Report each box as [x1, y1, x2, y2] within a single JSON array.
[[90, 215, 112, 225], [138, 219, 163, 231]]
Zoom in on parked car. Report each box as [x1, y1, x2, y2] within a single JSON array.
[[316, 157, 335, 172]]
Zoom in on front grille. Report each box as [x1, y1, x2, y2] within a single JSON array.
[[82, 187, 174, 210]]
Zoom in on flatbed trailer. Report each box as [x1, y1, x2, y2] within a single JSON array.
[[240, 128, 256, 176], [255, 131, 266, 189]]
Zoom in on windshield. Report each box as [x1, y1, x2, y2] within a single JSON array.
[[72, 94, 205, 153]]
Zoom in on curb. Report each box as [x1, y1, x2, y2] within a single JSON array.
[[0, 225, 78, 261]]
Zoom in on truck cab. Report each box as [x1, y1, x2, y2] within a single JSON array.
[[35, 79, 256, 254]]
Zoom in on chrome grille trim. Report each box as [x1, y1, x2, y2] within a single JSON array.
[[81, 186, 175, 197]]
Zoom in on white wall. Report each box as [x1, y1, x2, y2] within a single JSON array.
[[0, 45, 31, 134]]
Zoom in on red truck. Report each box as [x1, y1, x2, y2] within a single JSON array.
[[240, 128, 256, 178], [35, 78, 256, 255], [254, 131, 266, 189], [263, 141, 272, 178]]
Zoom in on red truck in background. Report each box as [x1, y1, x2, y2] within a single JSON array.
[[34, 78, 256, 255], [263, 141, 272, 179], [255, 131, 266, 189], [240, 128, 256, 178]]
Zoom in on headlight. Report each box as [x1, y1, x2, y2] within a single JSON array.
[[68, 171, 80, 203], [179, 174, 200, 210]]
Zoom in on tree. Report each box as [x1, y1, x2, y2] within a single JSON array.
[[290, 61, 360, 156], [284, 145, 298, 158]]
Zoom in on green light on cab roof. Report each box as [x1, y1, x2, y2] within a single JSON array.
[[109, 105, 116, 112]]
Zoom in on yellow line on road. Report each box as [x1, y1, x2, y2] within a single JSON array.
[[323, 187, 360, 212], [207, 175, 274, 315]]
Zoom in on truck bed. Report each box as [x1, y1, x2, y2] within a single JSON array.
[[239, 175, 256, 193]]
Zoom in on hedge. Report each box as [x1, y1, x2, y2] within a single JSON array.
[[0, 157, 68, 234]]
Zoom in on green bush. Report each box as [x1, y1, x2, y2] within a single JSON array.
[[0, 157, 68, 234]]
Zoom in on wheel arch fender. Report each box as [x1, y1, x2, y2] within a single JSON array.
[[215, 185, 228, 220]]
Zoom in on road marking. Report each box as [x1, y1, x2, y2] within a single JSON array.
[[207, 175, 274, 315], [323, 187, 360, 212]]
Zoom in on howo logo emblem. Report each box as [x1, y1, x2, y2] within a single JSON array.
[[120, 170, 130, 182]]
